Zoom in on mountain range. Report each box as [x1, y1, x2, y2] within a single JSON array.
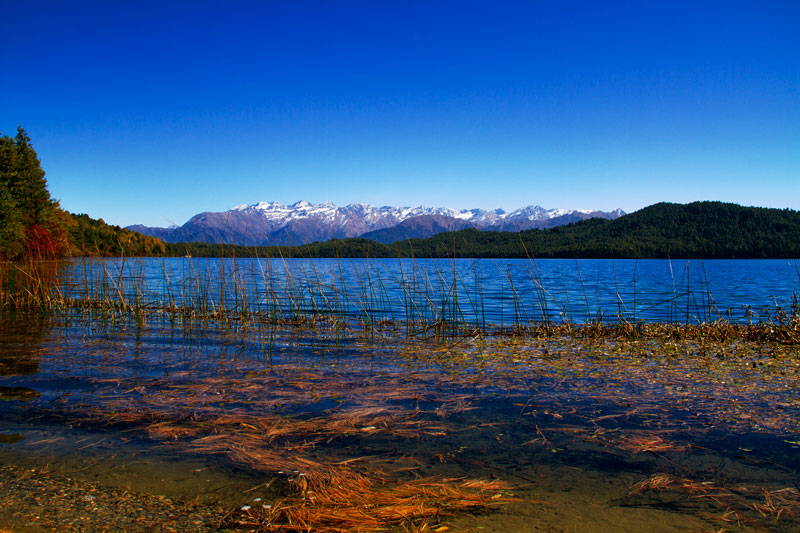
[[127, 201, 625, 246], [155, 202, 800, 259]]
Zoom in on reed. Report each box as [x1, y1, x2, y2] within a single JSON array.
[[1, 256, 798, 343]]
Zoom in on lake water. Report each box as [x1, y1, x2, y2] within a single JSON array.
[[60, 257, 800, 325], [2, 308, 800, 531], [2, 259, 800, 531]]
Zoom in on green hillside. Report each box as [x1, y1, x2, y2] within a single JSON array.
[[277, 201, 800, 259], [69, 213, 166, 257]]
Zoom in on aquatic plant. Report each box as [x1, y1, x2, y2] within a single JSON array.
[[28, 322, 800, 531], [2, 257, 799, 344]]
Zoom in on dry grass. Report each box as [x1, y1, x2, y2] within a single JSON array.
[[225, 470, 512, 532], [631, 473, 800, 527], [597, 431, 689, 454], [64, 381, 516, 532]]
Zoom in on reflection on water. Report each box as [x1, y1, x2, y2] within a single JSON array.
[[0, 310, 798, 531], [0, 433, 23, 444], [0, 311, 49, 375], [0, 386, 39, 401]]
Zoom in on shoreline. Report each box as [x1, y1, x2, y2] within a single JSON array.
[[0, 463, 221, 532]]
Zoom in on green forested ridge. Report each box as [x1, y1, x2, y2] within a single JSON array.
[[69, 213, 166, 257], [163, 238, 397, 258], [378, 201, 800, 259], [197, 201, 798, 259], [1, 128, 165, 259]]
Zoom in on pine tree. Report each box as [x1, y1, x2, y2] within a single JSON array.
[[0, 127, 72, 259], [0, 134, 24, 258], [12, 126, 52, 227], [0, 178, 25, 259]]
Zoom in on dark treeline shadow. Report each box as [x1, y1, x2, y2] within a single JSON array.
[[0, 309, 50, 376]]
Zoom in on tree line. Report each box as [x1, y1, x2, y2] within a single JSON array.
[[382, 201, 800, 259], [1, 127, 165, 260]]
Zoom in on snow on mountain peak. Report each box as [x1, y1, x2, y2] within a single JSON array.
[[223, 200, 623, 233], [131, 200, 625, 246]]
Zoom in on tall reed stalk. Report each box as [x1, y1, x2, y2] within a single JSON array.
[[3, 256, 799, 343]]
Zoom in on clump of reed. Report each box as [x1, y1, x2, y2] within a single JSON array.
[[2, 256, 799, 344], [0, 259, 64, 307]]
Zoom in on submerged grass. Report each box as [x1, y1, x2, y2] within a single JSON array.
[[2, 256, 800, 530], [74, 403, 514, 532], [631, 473, 800, 528], [29, 320, 800, 531]]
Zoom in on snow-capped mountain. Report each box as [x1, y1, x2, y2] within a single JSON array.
[[128, 201, 625, 246]]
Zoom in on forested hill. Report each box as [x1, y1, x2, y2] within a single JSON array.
[[239, 201, 799, 259], [1, 127, 165, 259], [69, 213, 165, 257]]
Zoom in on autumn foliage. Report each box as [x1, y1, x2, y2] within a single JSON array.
[[1, 127, 164, 260]]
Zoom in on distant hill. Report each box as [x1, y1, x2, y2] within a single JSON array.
[[70, 214, 166, 257], [256, 201, 800, 259], [396, 202, 800, 259], [360, 214, 477, 243], [126, 224, 175, 242]]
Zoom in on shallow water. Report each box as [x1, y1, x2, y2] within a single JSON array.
[[1, 310, 800, 531]]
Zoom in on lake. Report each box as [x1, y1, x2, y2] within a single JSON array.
[[1, 258, 799, 531], [58, 257, 800, 326]]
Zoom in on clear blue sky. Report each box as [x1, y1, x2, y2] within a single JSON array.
[[2, 1, 797, 227]]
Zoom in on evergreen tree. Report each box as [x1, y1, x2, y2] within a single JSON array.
[[0, 178, 25, 258], [12, 126, 52, 227], [0, 134, 24, 258], [0, 127, 72, 259]]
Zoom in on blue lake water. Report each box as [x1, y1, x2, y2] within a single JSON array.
[[3, 257, 800, 530], [61, 257, 800, 325], [2, 310, 800, 531]]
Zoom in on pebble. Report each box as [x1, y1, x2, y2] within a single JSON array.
[[0, 464, 220, 531]]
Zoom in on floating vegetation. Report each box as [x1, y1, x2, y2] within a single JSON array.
[[50, 362, 518, 531], [224, 472, 513, 532]]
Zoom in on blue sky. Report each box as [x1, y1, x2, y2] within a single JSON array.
[[1, 1, 797, 227]]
